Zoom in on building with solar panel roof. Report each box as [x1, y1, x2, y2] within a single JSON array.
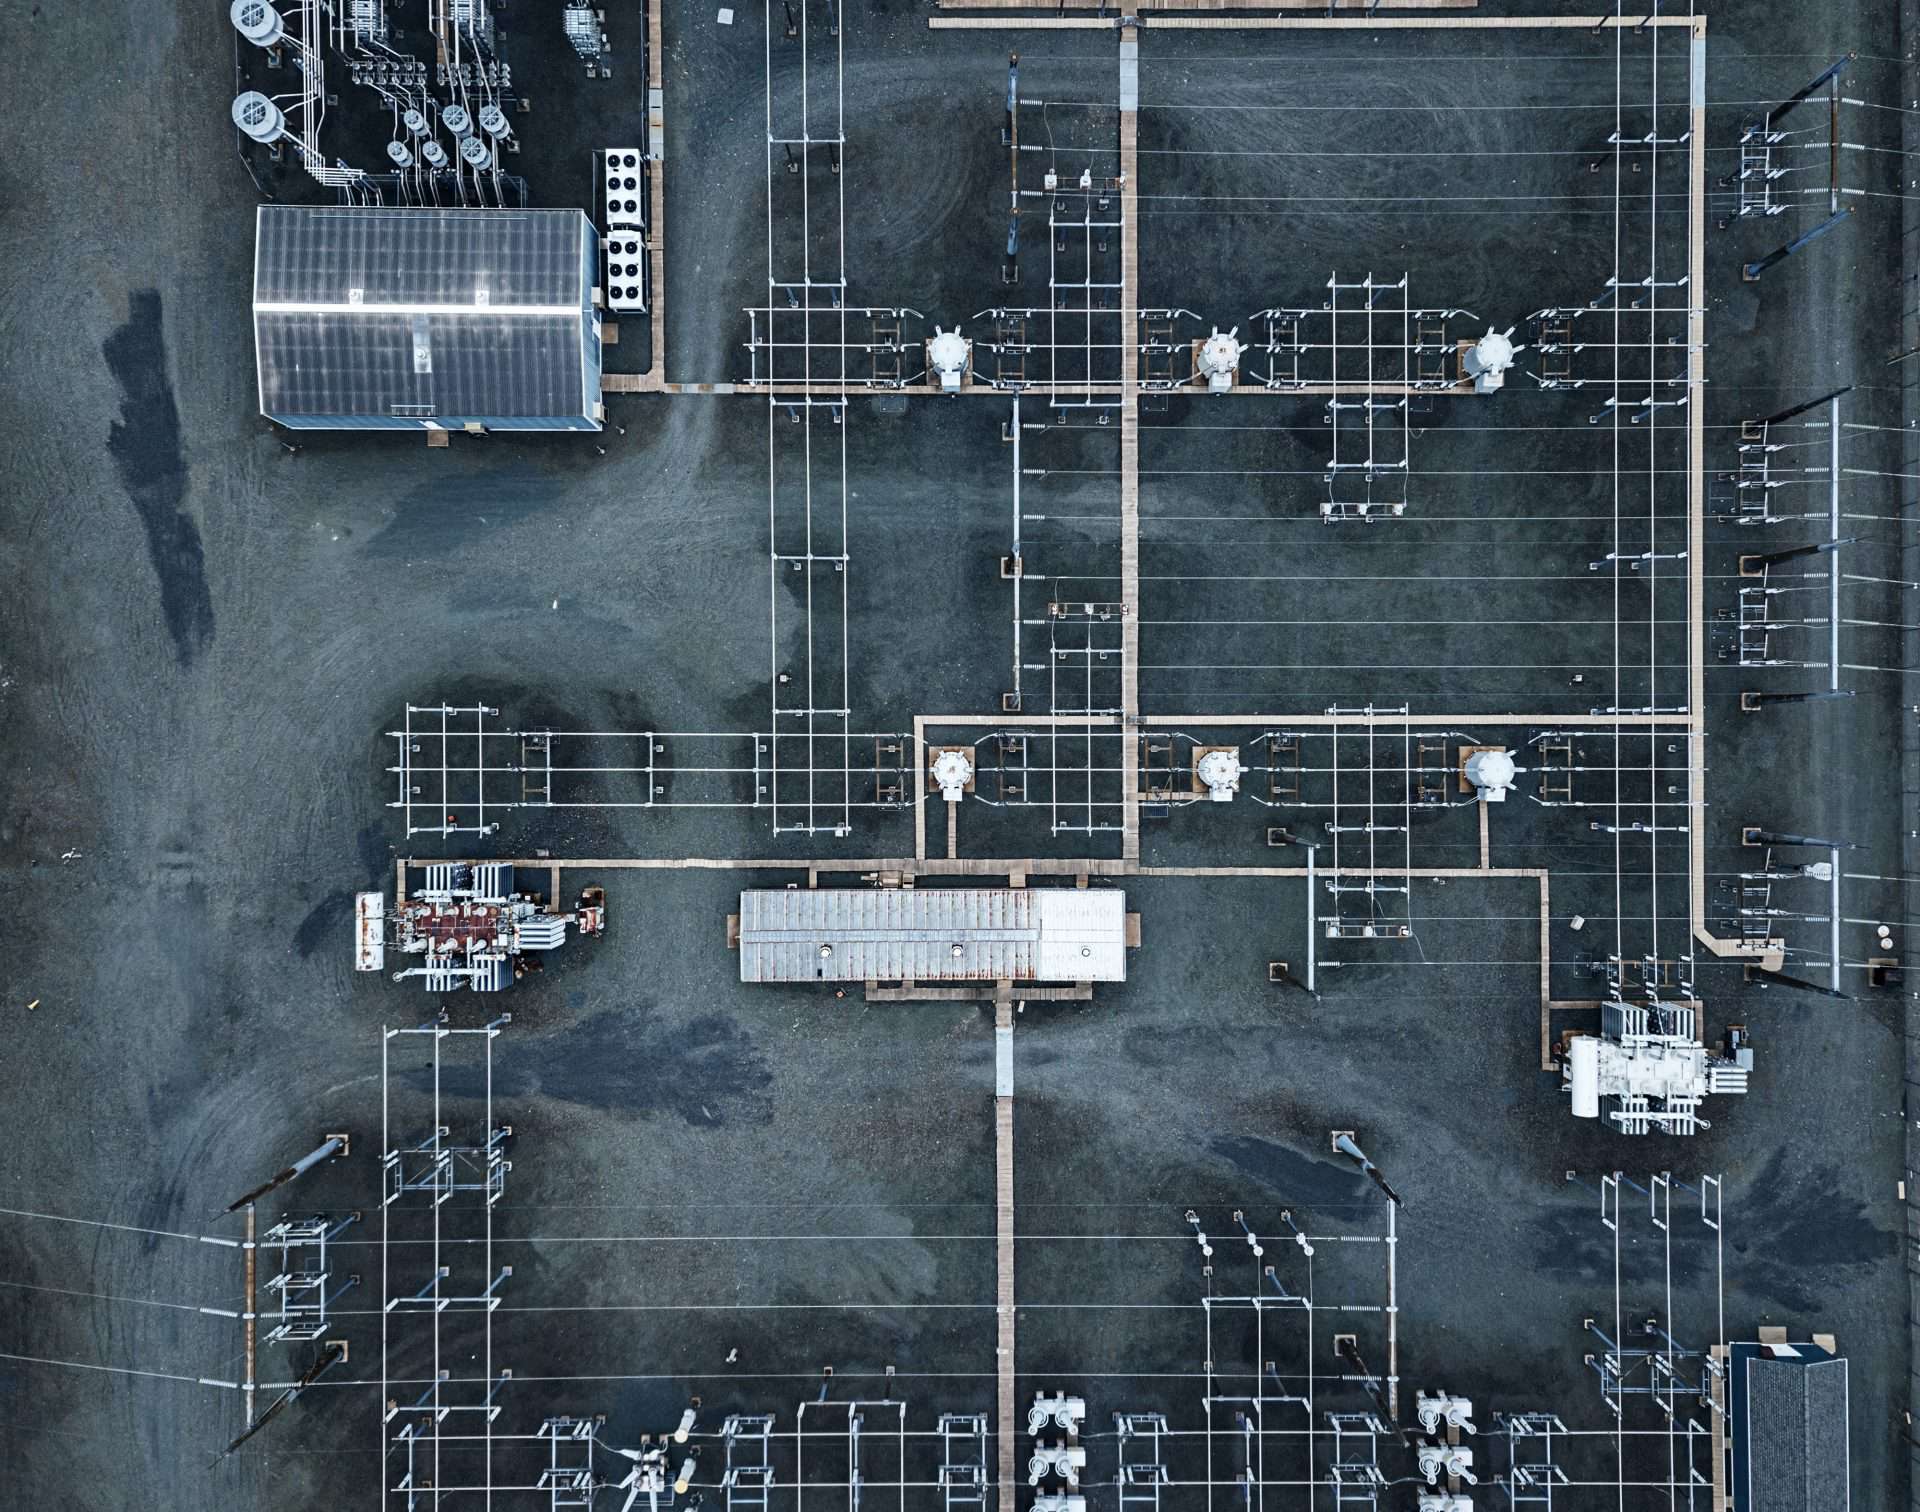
[[252, 205, 602, 432]]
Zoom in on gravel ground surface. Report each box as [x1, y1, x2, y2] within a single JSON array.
[[0, 1, 1908, 1508]]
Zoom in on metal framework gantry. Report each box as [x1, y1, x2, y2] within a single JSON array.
[[1467, 1173, 1730, 1505], [1577, 1171, 1728, 1503], [369, 7, 1765, 1490], [261, 1213, 360, 1344], [392, 6, 1752, 1003], [1722, 55, 1860, 280], [388, 703, 909, 837], [1093, 1194, 1405, 1510], [763, 0, 857, 836], [1252, 275, 1475, 520], [381, 1013, 516, 1509]]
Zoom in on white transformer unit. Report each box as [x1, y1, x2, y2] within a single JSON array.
[[355, 891, 386, 972], [1194, 327, 1244, 392], [1463, 748, 1519, 802], [451, 0, 495, 51], [606, 231, 648, 313], [564, 5, 607, 61], [930, 746, 975, 801], [1195, 746, 1244, 802], [1563, 1002, 1751, 1135], [928, 327, 972, 391], [348, 1, 388, 42], [600, 148, 647, 230], [1463, 327, 1520, 394], [358, 864, 606, 993]]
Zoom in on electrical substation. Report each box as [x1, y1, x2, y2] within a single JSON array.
[[0, 0, 1916, 1509]]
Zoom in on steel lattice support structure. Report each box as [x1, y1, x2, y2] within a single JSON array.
[[764, 0, 857, 837], [1251, 274, 1475, 520], [1476, 1171, 1733, 1504], [388, 703, 910, 836], [381, 1015, 516, 1509]]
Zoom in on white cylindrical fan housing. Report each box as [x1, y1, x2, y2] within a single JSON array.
[[231, 0, 286, 47], [231, 91, 286, 144]]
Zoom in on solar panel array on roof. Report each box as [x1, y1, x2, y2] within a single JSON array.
[[252, 206, 601, 431]]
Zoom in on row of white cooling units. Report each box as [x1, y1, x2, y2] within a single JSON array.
[[600, 147, 649, 315]]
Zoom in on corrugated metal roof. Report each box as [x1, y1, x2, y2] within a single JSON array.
[[1733, 1345, 1850, 1512], [252, 206, 596, 425], [737, 888, 1127, 984], [256, 205, 587, 307]]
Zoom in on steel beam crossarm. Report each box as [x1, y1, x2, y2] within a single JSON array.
[[223, 1135, 348, 1215]]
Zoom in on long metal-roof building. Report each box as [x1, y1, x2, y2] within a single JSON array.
[[252, 206, 601, 432], [736, 888, 1128, 984]]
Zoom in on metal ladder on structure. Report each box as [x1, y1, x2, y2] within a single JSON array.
[[1725, 122, 1790, 220], [1326, 1413, 1388, 1509], [1495, 1412, 1570, 1507], [1322, 707, 1413, 937], [1732, 421, 1788, 526], [938, 1414, 988, 1512], [1413, 313, 1453, 385], [1532, 313, 1575, 388], [1115, 1414, 1170, 1512], [872, 737, 906, 809], [261, 1214, 360, 1343], [722, 1415, 776, 1512], [1258, 312, 1303, 389], [993, 313, 1029, 388], [1141, 313, 1176, 394], [1736, 848, 1780, 949], [520, 732, 552, 804], [1533, 734, 1574, 805], [1266, 734, 1301, 801], [870, 311, 902, 388], [537, 1418, 598, 1510], [1415, 735, 1449, 806], [1737, 578, 1779, 666]]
